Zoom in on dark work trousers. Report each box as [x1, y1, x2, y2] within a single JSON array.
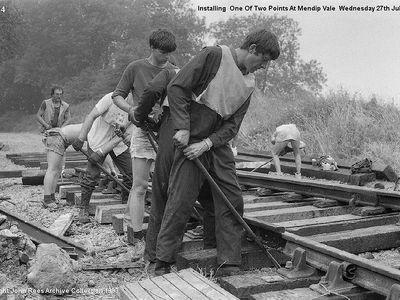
[[144, 111, 217, 262], [197, 181, 217, 249], [145, 116, 243, 265], [79, 147, 132, 208], [156, 144, 243, 265]]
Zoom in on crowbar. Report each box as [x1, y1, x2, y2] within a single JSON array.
[[79, 148, 131, 194], [145, 126, 281, 269]]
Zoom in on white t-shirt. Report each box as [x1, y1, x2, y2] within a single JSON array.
[[87, 92, 132, 156]]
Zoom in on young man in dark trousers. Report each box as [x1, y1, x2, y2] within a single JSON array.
[[147, 29, 280, 276]]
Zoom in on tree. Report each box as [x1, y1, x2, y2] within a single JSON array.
[[0, 0, 25, 63], [111, 0, 206, 66], [0, 0, 207, 114], [13, 0, 126, 89], [210, 14, 327, 96]]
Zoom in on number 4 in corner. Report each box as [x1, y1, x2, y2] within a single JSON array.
[[1, 6, 5, 13]]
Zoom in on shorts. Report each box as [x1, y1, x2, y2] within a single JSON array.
[[272, 139, 302, 156], [273, 124, 300, 143], [130, 127, 156, 160], [44, 134, 68, 156]]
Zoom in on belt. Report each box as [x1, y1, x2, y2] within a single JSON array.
[[46, 131, 61, 137]]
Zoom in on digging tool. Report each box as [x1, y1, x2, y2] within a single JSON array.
[[144, 125, 281, 269], [78, 148, 131, 194], [250, 158, 273, 173], [250, 144, 295, 173]]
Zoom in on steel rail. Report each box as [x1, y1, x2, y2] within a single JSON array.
[[283, 231, 400, 296], [235, 170, 400, 296], [0, 207, 86, 256], [237, 150, 352, 170], [237, 170, 400, 210]]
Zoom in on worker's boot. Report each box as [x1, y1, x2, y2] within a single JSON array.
[[77, 189, 92, 224], [215, 264, 241, 276], [121, 175, 132, 204], [42, 194, 58, 210], [154, 259, 172, 276], [98, 177, 108, 190], [102, 181, 117, 194], [78, 207, 90, 224]]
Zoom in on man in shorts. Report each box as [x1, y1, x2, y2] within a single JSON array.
[[37, 86, 72, 207], [42, 124, 81, 208], [43, 124, 128, 209], [112, 29, 177, 244], [271, 123, 304, 179]]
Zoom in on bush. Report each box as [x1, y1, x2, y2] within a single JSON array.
[[240, 88, 400, 172]]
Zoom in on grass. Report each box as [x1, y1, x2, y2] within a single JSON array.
[[1, 87, 400, 173], [240, 88, 400, 173]]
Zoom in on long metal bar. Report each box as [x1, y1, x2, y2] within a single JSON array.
[[0, 207, 86, 256], [237, 171, 400, 210], [79, 148, 131, 194], [283, 232, 400, 296], [191, 157, 281, 268], [237, 149, 352, 169], [144, 127, 282, 268]]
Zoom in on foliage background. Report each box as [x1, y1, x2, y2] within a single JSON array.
[[1, 0, 399, 171]]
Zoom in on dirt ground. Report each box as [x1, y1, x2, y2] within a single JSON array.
[[2, 132, 400, 299], [0, 133, 147, 300]]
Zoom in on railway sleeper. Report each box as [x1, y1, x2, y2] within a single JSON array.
[[218, 249, 384, 299]]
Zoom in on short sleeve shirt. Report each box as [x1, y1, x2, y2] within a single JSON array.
[[87, 92, 132, 155]]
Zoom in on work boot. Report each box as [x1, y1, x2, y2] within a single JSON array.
[[42, 195, 58, 210], [145, 260, 156, 277], [98, 177, 108, 190], [215, 264, 241, 277], [102, 181, 117, 194], [77, 207, 90, 224], [77, 188, 92, 224], [154, 259, 172, 276]]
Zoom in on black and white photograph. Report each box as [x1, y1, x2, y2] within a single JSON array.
[[1, 0, 400, 299]]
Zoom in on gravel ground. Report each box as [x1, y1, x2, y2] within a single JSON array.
[[0, 133, 145, 300], [2, 132, 400, 299]]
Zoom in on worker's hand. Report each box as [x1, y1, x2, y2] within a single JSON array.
[[88, 151, 104, 165], [183, 141, 208, 160], [72, 138, 84, 152], [144, 118, 160, 132], [173, 129, 190, 149], [114, 125, 126, 138], [128, 107, 144, 128]]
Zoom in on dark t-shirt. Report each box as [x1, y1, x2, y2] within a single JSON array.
[[40, 101, 62, 128], [52, 106, 60, 127], [112, 59, 176, 106]]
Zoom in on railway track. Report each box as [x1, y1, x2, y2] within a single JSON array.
[[225, 172, 400, 299], [167, 160, 400, 299], [3, 151, 400, 299]]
